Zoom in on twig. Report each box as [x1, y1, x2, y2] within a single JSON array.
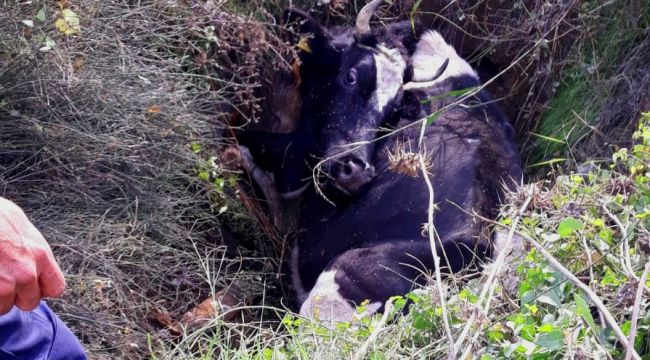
[[457, 191, 533, 360], [352, 299, 393, 360], [602, 204, 650, 296], [625, 261, 650, 360], [581, 234, 606, 326], [485, 219, 642, 360], [419, 154, 456, 358], [602, 204, 636, 278]]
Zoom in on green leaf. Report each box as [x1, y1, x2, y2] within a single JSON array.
[[530, 132, 566, 144], [537, 292, 561, 307], [426, 110, 442, 125], [190, 142, 202, 153], [36, 7, 46, 22], [524, 304, 539, 314], [536, 330, 564, 350], [574, 293, 597, 330], [198, 170, 209, 181], [601, 268, 622, 286], [528, 158, 568, 168], [538, 324, 554, 333], [558, 217, 583, 237]]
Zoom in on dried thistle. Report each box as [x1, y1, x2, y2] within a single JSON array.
[[387, 139, 432, 177]]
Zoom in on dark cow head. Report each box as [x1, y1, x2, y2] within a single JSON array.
[[285, 0, 428, 195]]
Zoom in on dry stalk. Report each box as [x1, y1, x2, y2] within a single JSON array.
[[418, 153, 456, 358], [624, 261, 650, 360], [581, 234, 607, 326], [602, 204, 650, 296], [457, 192, 533, 359]]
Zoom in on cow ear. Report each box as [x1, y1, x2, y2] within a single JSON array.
[[384, 20, 424, 54], [283, 8, 331, 60], [398, 90, 422, 119]]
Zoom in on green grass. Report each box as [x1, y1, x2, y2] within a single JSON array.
[[527, 0, 650, 169], [152, 113, 650, 359]]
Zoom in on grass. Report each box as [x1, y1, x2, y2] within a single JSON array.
[[0, 1, 282, 358], [150, 114, 650, 359], [1, 0, 649, 359], [526, 0, 650, 170]]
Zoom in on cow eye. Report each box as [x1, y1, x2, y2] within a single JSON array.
[[345, 69, 357, 85]]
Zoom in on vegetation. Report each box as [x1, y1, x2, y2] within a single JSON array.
[[153, 114, 650, 358], [1, 0, 648, 359], [527, 0, 650, 169]]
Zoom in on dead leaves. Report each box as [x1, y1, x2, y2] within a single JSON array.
[[55, 8, 80, 35], [149, 286, 248, 335]]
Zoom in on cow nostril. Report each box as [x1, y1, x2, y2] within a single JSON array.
[[350, 157, 366, 169], [342, 163, 354, 176]]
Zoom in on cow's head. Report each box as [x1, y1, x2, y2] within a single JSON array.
[[285, 0, 473, 195], [285, 0, 417, 195]]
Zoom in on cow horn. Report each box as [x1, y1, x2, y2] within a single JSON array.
[[355, 0, 384, 36]]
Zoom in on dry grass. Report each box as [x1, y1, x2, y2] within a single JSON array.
[[0, 1, 289, 358], [1, 0, 647, 359]]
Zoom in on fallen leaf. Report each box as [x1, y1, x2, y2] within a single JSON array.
[[180, 286, 244, 328], [146, 105, 161, 114], [36, 7, 46, 22], [55, 9, 80, 35], [149, 307, 181, 334], [73, 55, 85, 70]]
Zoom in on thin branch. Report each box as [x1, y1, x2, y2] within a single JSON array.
[[419, 154, 456, 358], [603, 204, 636, 277], [581, 234, 606, 326], [625, 261, 650, 360], [457, 191, 533, 359], [602, 204, 650, 296]]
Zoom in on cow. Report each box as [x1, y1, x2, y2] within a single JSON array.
[[236, 0, 522, 324]]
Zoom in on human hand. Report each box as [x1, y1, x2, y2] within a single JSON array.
[[0, 197, 65, 314]]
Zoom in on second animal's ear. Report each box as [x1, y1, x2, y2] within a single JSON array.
[[397, 90, 423, 120], [384, 20, 424, 54], [283, 8, 332, 64]]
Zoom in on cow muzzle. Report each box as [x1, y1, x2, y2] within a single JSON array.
[[325, 154, 375, 195]]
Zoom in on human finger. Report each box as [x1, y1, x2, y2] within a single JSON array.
[[37, 251, 66, 298], [14, 272, 42, 311], [0, 284, 16, 315]]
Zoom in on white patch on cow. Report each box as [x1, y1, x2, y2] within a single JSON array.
[[299, 270, 382, 326], [410, 30, 478, 85], [290, 244, 308, 303], [372, 45, 407, 112]]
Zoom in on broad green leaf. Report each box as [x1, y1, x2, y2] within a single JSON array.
[[574, 293, 597, 330], [536, 330, 564, 350], [558, 217, 583, 237], [537, 292, 561, 307]]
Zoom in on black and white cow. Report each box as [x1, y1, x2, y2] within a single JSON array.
[[238, 0, 522, 324]]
